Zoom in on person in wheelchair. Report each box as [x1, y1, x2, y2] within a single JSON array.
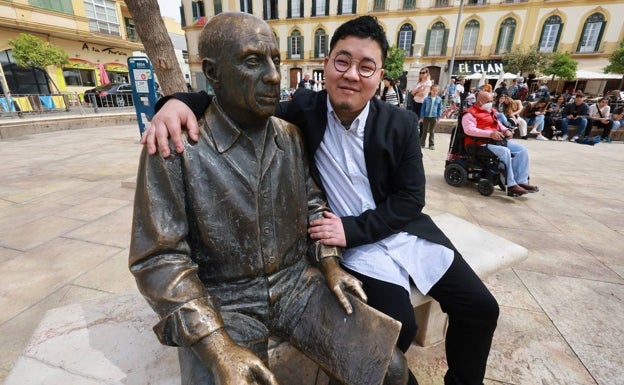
[[461, 91, 539, 197]]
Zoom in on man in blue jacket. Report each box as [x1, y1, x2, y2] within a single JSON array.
[[144, 15, 499, 385]]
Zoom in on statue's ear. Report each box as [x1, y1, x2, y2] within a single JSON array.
[[202, 58, 218, 85]]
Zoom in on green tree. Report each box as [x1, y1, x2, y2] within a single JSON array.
[[502, 46, 549, 76], [384, 45, 406, 81], [8, 33, 69, 92], [542, 52, 577, 92], [604, 40, 624, 90]]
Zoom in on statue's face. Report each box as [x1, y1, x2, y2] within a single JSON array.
[[216, 20, 281, 122]]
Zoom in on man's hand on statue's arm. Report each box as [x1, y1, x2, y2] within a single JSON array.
[[193, 329, 279, 385], [141, 98, 200, 157], [319, 255, 368, 315]]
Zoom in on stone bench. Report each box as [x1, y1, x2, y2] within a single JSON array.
[[5, 213, 527, 385], [410, 213, 528, 347]]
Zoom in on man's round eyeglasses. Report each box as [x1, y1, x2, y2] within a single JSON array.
[[332, 53, 378, 78]]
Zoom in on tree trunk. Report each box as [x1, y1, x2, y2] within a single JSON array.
[[124, 0, 187, 95]]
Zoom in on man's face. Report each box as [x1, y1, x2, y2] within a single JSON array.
[[211, 21, 280, 122], [323, 36, 384, 122], [478, 92, 493, 106], [575, 97, 584, 105]]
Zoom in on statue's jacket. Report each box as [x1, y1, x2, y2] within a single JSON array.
[[129, 101, 337, 347]]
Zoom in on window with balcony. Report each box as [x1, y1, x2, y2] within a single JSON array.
[[83, 0, 120, 36], [288, 30, 303, 59], [312, 0, 329, 16], [397, 24, 414, 56], [191, 1, 205, 23], [460, 19, 479, 55], [264, 0, 278, 19], [373, 0, 385, 11], [288, 0, 303, 18], [315, 29, 328, 58], [124, 17, 138, 42], [466, 0, 486, 5], [403, 0, 416, 10], [338, 0, 356, 15], [28, 0, 74, 14], [495, 18, 516, 54], [425, 22, 448, 57], [538, 15, 562, 53], [577, 13, 605, 53], [434, 0, 450, 7]]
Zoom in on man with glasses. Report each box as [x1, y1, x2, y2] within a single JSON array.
[[144, 15, 499, 385]]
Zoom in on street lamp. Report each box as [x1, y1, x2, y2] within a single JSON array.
[[447, 0, 465, 88]]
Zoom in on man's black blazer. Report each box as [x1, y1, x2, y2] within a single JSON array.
[[161, 89, 455, 252]]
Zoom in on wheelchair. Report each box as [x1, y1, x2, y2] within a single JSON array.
[[444, 112, 512, 196]]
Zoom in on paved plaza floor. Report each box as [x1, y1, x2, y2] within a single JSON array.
[[0, 123, 622, 384]]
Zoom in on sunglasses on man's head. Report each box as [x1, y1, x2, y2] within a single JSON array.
[[420, 72, 427, 74]]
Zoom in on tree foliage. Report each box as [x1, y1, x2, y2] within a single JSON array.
[[542, 52, 577, 81], [125, 0, 187, 94], [502, 46, 549, 76], [604, 41, 624, 75], [8, 33, 69, 69], [384, 46, 406, 81]]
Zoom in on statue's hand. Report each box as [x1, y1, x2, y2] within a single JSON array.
[[141, 98, 199, 157], [194, 329, 279, 385], [320, 257, 368, 314]]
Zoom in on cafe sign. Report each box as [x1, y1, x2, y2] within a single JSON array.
[[449, 60, 504, 75]]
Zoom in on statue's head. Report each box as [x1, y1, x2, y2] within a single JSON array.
[[199, 12, 281, 124]]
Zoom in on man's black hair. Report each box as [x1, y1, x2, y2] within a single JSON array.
[[329, 16, 389, 66]]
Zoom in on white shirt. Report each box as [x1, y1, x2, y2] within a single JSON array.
[[314, 99, 454, 295]]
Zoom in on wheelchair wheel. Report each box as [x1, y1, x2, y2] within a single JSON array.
[[444, 163, 467, 187], [478, 178, 494, 196]]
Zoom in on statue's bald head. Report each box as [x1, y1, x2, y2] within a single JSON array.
[[198, 12, 272, 62]]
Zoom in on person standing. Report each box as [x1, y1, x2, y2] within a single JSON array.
[[381, 75, 401, 107], [144, 15, 500, 385], [410, 68, 432, 136], [419, 84, 443, 150], [298, 72, 316, 89]]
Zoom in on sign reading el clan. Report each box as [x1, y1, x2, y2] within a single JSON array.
[[450, 60, 504, 76]]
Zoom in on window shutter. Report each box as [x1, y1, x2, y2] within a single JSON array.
[[301, 36, 305, 58], [553, 23, 563, 52], [324, 35, 329, 57], [288, 36, 292, 59], [424, 30, 431, 56], [442, 29, 449, 56], [595, 21, 606, 52], [352, 0, 357, 14], [314, 35, 319, 58], [338, 0, 342, 15]]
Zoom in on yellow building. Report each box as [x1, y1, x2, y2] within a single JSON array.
[[180, 0, 624, 96], [0, 0, 144, 100]]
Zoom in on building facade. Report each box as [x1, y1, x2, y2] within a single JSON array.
[[0, 0, 190, 104], [180, 0, 624, 96]]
